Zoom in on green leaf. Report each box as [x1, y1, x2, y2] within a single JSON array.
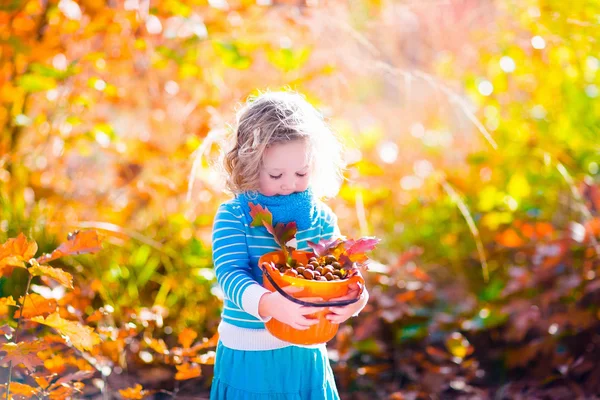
[[213, 41, 252, 69], [479, 278, 505, 302], [267, 47, 311, 71], [17, 74, 57, 93], [396, 323, 428, 342]]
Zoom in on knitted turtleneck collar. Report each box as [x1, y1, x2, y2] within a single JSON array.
[[236, 188, 318, 230]]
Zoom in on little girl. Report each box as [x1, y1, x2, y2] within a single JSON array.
[[210, 91, 369, 399]]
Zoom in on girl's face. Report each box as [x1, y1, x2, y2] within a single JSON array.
[[259, 140, 312, 196]]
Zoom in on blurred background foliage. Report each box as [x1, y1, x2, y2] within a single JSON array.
[[1, 0, 600, 398]]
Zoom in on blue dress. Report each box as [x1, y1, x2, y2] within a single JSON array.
[[210, 342, 340, 399]]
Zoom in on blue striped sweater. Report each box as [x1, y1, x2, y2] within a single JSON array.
[[211, 188, 340, 350]]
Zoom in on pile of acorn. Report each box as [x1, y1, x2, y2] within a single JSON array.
[[264, 255, 348, 281]]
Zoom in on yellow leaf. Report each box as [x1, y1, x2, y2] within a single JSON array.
[[31, 313, 101, 351], [445, 332, 473, 360], [507, 173, 531, 200], [29, 264, 74, 289], [175, 363, 201, 380]]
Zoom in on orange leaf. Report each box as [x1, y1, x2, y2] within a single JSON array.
[[495, 229, 524, 248], [248, 203, 273, 228], [144, 337, 168, 354], [36, 230, 102, 264], [0, 382, 39, 397], [29, 264, 74, 289], [192, 351, 216, 365], [0, 233, 38, 273], [31, 312, 101, 351], [33, 374, 53, 390], [15, 293, 58, 318], [0, 340, 48, 371], [190, 332, 219, 352], [178, 327, 197, 349], [119, 384, 150, 399], [175, 363, 202, 380]]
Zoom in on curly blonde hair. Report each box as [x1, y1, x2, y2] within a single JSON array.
[[223, 91, 344, 198]]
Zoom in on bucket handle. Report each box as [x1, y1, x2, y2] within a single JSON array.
[[261, 264, 364, 307]]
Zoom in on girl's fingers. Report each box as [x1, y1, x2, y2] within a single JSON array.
[[298, 306, 322, 315], [329, 290, 359, 302], [290, 322, 310, 330], [296, 296, 324, 303]]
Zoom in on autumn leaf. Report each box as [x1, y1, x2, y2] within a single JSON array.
[[248, 203, 272, 228], [192, 351, 216, 365], [175, 363, 202, 380], [36, 230, 102, 264], [0, 233, 38, 274], [15, 293, 58, 318], [48, 384, 83, 400], [0, 340, 48, 371], [119, 384, 150, 399], [144, 337, 169, 355], [495, 229, 524, 248], [0, 382, 39, 398], [249, 203, 297, 258], [445, 332, 473, 360], [307, 237, 345, 258], [0, 296, 17, 318], [267, 222, 297, 248], [29, 263, 74, 289], [52, 370, 95, 387], [178, 327, 197, 349], [345, 237, 381, 256], [31, 312, 102, 352], [33, 374, 53, 390]]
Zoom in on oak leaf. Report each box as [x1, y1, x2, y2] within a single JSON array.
[[36, 230, 101, 264], [31, 312, 101, 351]]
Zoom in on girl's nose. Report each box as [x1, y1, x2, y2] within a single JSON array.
[[281, 180, 294, 191]]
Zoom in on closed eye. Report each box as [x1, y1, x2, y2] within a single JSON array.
[[269, 174, 283, 179], [296, 173, 307, 177]]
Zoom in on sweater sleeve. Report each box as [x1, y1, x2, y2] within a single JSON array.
[[212, 202, 270, 320], [321, 203, 342, 240]]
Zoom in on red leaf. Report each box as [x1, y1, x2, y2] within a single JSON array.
[[0, 341, 48, 371], [267, 222, 297, 248], [36, 230, 102, 264], [345, 237, 380, 256], [307, 237, 345, 258], [248, 203, 273, 228]]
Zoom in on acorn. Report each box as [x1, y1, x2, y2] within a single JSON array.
[[325, 255, 337, 264], [324, 272, 335, 281], [302, 269, 314, 280], [331, 261, 341, 270], [284, 269, 298, 277]]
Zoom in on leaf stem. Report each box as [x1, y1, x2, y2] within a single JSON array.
[[6, 272, 33, 400]]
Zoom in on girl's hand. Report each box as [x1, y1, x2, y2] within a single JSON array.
[[258, 286, 323, 330], [325, 282, 368, 324]]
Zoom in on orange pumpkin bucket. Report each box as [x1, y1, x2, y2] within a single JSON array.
[[259, 250, 365, 345]]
